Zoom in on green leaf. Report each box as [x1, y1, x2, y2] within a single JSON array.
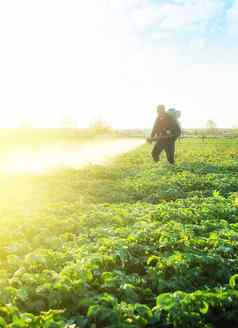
[[199, 301, 209, 314], [229, 274, 238, 289], [156, 293, 175, 311], [16, 288, 29, 302], [0, 317, 7, 326], [147, 256, 160, 266]]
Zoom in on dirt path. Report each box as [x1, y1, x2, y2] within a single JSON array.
[[1, 138, 145, 174]]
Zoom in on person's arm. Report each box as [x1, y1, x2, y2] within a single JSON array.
[[151, 117, 160, 138]]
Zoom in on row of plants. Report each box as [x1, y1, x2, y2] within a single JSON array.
[[1, 138, 238, 326]]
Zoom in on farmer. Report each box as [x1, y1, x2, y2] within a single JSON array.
[[148, 105, 181, 164]]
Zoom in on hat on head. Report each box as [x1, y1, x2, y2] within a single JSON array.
[[157, 104, 165, 113]]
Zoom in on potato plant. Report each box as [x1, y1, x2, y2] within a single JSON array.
[[1, 138, 238, 327]]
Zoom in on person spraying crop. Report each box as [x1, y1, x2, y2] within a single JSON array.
[[147, 105, 181, 164]]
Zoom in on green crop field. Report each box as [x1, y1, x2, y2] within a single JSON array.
[[1, 138, 238, 327]]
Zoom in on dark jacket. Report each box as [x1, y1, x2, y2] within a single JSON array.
[[151, 113, 181, 140]]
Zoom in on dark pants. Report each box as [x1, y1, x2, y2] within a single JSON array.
[[152, 139, 175, 164]]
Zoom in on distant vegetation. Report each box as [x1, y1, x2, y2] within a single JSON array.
[[0, 125, 237, 152], [182, 128, 238, 138]]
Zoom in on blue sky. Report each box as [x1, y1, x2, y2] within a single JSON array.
[[0, 0, 238, 128]]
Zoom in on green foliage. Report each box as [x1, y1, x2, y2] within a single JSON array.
[[1, 138, 238, 327]]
